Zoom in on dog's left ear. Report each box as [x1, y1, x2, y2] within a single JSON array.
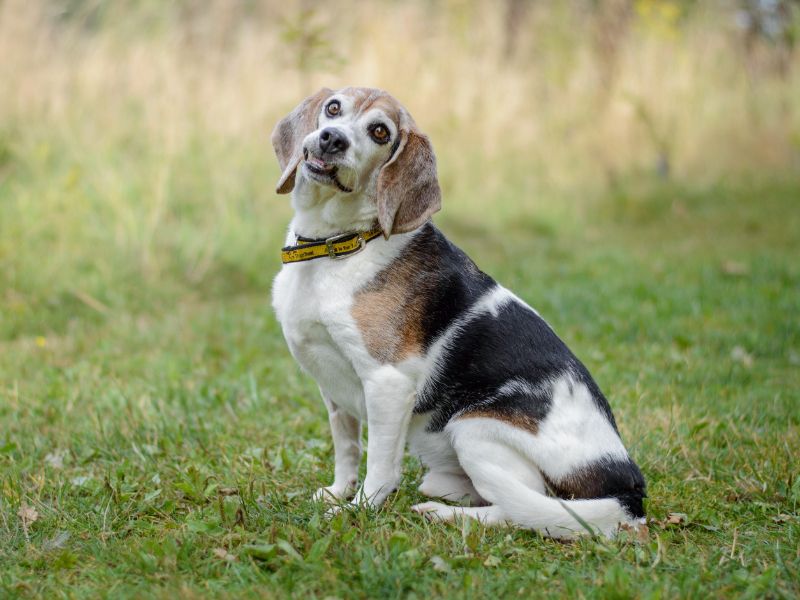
[[376, 119, 441, 237], [271, 88, 334, 194]]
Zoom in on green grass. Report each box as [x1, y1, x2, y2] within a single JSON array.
[[1, 127, 799, 598]]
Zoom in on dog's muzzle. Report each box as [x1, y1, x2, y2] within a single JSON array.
[[302, 146, 353, 193]]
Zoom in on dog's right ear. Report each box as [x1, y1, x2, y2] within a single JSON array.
[[271, 88, 334, 194]]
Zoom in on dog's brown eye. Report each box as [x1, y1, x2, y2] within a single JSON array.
[[325, 101, 341, 117], [370, 124, 390, 144]]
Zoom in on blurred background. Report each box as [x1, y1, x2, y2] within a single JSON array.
[[0, 0, 798, 337]]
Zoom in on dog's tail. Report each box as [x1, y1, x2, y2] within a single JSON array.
[[498, 488, 644, 539]]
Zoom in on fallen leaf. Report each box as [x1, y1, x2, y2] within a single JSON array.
[[430, 555, 451, 572], [18, 505, 39, 527], [619, 522, 650, 542], [637, 524, 651, 542], [45, 450, 66, 469], [666, 512, 688, 525], [42, 531, 70, 551], [721, 261, 749, 276], [244, 447, 264, 458], [772, 514, 793, 524], [483, 555, 502, 567], [142, 444, 161, 456], [730, 346, 754, 368], [213, 547, 236, 562], [18, 505, 39, 538]]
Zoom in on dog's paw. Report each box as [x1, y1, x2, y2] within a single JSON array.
[[411, 501, 455, 522], [321, 504, 345, 519], [312, 484, 354, 504]]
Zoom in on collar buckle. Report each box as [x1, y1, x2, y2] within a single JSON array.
[[326, 232, 365, 260]]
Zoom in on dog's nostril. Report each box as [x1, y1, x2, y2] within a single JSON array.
[[319, 127, 349, 155]]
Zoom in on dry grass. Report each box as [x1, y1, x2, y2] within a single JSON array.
[[1, 0, 798, 187], [2, 1, 797, 318]]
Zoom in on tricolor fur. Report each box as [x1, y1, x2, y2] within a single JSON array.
[[271, 86, 646, 539]]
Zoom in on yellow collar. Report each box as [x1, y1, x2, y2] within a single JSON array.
[[281, 227, 384, 264]]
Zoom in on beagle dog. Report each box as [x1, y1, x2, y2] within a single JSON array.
[[271, 87, 646, 539]]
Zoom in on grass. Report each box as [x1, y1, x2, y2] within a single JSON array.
[[1, 168, 799, 597], [1, 1, 800, 597]]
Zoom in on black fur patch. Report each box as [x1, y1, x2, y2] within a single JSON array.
[[403, 223, 495, 349], [415, 299, 618, 433], [543, 457, 647, 518], [406, 223, 646, 512]]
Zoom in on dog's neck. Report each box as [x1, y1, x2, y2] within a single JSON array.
[[290, 176, 378, 239]]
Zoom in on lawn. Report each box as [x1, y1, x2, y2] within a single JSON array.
[[1, 153, 798, 597], [1, 1, 800, 597]]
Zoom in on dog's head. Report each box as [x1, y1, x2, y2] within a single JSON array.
[[271, 87, 441, 237]]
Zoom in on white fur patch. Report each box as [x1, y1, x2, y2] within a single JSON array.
[[496, 377, 539, 398], [533, 374, 629, 478], [273, 228, 419, 419], [445, 374, 628, 480], [445, 417, 636, 538]]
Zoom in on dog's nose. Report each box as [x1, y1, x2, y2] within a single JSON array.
[[319, 128, 350, 155]]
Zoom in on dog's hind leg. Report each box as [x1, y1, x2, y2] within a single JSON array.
[[410, 417, 542, 527], [407, 415, 486, 506], [418, 471, 484, 505], [411, 502, 508, 525], [445, 418, 634, 539]]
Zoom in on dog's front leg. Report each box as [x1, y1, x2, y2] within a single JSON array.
[[353, 368, 416, 508], [314, 393, 361, 503]]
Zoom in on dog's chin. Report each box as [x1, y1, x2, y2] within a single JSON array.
[[303, 160, 354, 193]]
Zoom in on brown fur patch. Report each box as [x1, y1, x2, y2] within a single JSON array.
[[376, 129, 440, 235], [271, 87, 334, 194], [543, 466, 608, 500], [457, 410, 540, 434], [339, 87, 403, 127], [351, 242, 439, 363], [337, 90, 440, 237]]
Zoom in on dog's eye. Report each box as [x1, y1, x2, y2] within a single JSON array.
[[370, 124, 390, 144], [325, 101, 341, 117]]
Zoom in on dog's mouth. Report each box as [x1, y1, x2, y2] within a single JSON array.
[[303, 150, 352, 193]]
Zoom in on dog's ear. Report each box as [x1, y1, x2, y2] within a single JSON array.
[[271, 88, 334, 194], [376, 121, 441, 237]]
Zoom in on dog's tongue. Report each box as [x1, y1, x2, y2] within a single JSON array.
[[307, 156, 334, 172]]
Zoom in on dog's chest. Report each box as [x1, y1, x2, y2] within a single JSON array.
[[272, 242, 403, 386], [273, 262, 357, 356]]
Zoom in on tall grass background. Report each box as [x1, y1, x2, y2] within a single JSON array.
[[1, 0, 798, 339]]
